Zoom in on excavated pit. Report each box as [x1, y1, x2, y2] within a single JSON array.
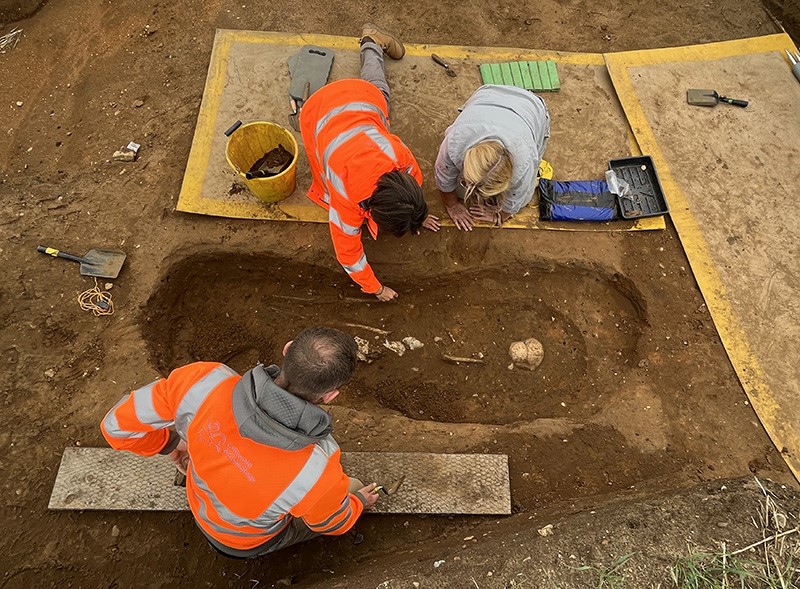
[[142, 252, 646, 426], [138, 252, 688, 511]]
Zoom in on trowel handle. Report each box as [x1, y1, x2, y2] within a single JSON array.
[[431, 53, 449, 68], [720, 96, 748, 108], [37, 245, 85, 264], [224, 120, 243, 137]]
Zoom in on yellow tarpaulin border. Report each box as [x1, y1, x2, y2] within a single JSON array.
[[177, 30, 665, 231], [605, 33, 800, 481]]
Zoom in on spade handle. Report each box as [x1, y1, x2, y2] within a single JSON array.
[[37, 245, 86, 264]]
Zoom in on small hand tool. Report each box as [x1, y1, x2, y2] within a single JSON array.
[[288, 81, 310, 132], [687, 89, 748, 108], [223, 120, 242, 137], [786, 49, 800, 84], [373, 475, 406, 496], [431, 54, 457, 77]]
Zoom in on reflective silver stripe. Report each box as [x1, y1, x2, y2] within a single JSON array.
[[190, 484, 285, 538], [320, 509, 354, 534], [191, 436, 339, 536], [321, 125, 374, 171], [343, 253, 368, 275], [102, 394, 146, 439], [262, 436, 340, 517], [308, 500, 352, 531], [363, 127, 396, 162], [190, 463, 287, 533], [319, 171, 331, 204], [315, 101, 388, 136], [327, 169, 347, 200], [319, 124, 398, 214], [309, 498, 350, 529], [329, 206, 360, 236], [132, 381, 173, 428], [175, 365, 237, 439], [321, 124, 398, 173]]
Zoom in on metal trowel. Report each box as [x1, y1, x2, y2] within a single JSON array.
[[687, 89, 748, 108], [288, 81, 310, 132], [431, 54, 457, 77], [374, 475, 406, 496]]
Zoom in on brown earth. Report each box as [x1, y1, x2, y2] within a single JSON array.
[[0, 0, 798, 587]]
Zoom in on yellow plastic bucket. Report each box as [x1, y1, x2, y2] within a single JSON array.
[[225, 122, 298, 203]]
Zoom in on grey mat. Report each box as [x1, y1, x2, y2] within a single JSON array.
[[287, 45, 334, 101], [49, 448, 511, 515]]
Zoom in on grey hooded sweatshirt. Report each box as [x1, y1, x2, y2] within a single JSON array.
[[232, 364, 333, 449], [434, 85, 550, 215]]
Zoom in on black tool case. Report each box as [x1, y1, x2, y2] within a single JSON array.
[[608, 156, 669, 219]]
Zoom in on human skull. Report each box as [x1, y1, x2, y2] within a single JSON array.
[[508, 337, 544, 370]]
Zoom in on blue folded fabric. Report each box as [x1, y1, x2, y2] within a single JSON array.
[[539, 179, 619, 222]]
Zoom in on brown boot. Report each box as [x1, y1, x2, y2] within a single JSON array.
[[360, 23, 405, 60]]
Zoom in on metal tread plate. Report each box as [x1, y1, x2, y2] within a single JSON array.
[[49, 448, 511, 515]]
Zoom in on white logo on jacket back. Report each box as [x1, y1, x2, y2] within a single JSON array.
[[198, 420, 256, 483]]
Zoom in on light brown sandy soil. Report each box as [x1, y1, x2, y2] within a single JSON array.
[[0, 0, 797, 587]]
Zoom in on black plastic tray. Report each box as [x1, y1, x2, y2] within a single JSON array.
[[608, 156, 669, 219]]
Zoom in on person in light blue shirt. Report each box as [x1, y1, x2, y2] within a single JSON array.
[[434, 85, 550, 229]]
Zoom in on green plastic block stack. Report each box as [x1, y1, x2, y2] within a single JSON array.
[[479, 60, 560, 92]]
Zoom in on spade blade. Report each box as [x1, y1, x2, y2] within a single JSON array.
[[79, 249, 127, 279]]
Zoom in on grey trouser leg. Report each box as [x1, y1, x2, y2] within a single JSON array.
[[348, 477, 364, 493], [360, 41, 390, 108]]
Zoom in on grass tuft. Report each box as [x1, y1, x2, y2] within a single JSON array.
[[670, 478, 800, 589], [575, 552, 637, 588]]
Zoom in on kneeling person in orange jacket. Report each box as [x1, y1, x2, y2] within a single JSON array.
[[300, 24, 440, 302], [101, 327, 379, 558]]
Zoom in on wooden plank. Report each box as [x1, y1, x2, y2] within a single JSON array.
[[519, 61, 534, 89], [489, 63, 503, 86], [49, 447, 512, 515], [509, 61, 525, 88], [528, 60, 542, 90], [499, 62, 514, 85], [546, 60, 561, 91], [479, 63, 495, 84], [538, 61, 553, 91]]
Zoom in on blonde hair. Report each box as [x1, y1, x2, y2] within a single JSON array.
[[463, 141, 513, 209]]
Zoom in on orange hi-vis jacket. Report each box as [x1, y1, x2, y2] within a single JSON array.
[[300, 79, 423, 294], [101, 362, 365, 552]]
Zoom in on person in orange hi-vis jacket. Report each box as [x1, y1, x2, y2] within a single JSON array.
[[101, 327, 380, 558], [300, 24, 440, 302]]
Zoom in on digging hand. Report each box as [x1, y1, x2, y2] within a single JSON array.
[[374, 285, 398, 302], [469, 204, 502, 226], [169, 439, 190, 475], [359, 483, 380, 509], [445, 202, 474, 231], [419, 214, 441, 233]]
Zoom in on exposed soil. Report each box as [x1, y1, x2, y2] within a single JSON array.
[[764, 0, 800, 39], [1, 0, 798, 587]]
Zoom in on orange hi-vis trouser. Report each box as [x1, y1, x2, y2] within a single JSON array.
[[101, 362, 365, 552], [300, 79, 423, 294]]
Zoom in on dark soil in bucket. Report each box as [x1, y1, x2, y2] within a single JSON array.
[[247, 143, 294, 178]]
